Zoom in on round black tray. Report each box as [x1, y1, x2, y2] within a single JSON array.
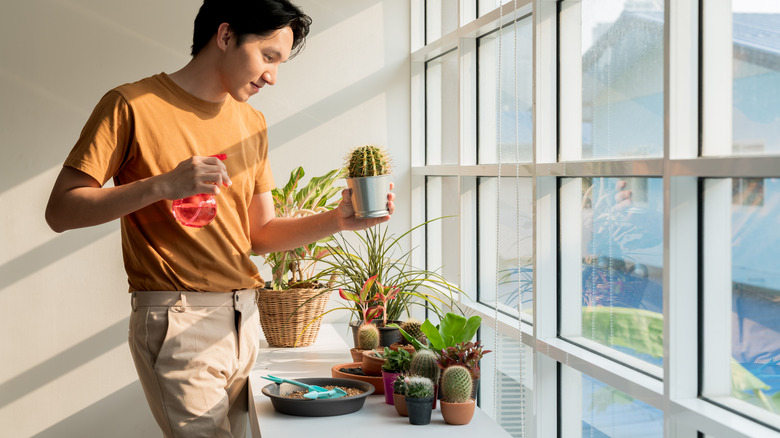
[[261, 377, 375, 417]]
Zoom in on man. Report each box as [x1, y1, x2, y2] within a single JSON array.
[[45, 1, 394, 436]]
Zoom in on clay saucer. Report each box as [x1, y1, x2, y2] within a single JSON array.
[[331, 362, 384, 395]]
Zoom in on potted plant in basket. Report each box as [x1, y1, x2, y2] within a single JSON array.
[[380, 346, 412, 405], [345, 144, 392, 219], [440, 365, 476, 425], [256, 166, 344, 348]]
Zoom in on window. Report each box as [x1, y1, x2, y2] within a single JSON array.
[[412, 1, 780, 437]]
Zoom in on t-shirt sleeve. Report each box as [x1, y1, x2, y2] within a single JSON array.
[[253, 110, 275, 194], [64, 90, 132, 186]]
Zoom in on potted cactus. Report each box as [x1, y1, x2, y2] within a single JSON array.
[[409, 349, 441, 408], [440, 365, 476, 425], [345, 144, 392, 218], [405, 376, 434, 425], [392, 374, 409, 416], [351, 323, 380, 362]]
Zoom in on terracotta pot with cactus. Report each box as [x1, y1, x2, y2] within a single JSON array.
[[345, 144, 392, 219], [440, 365, 476, 425], [392, 374, 409, 416], [351, 323, 380, 363]]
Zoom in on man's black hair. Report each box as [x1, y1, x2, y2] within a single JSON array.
[[191, 0, 311, 57]]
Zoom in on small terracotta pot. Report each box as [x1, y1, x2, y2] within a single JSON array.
[[350, 347, 365, 363], [389, 343, 416, 356], [361, 350, 386, 376], [441, 399, 476, 425], [393, 392, 408, 416]]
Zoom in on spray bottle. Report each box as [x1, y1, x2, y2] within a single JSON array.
[[171, 154, 227, 228]]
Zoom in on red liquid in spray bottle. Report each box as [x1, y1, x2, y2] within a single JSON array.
[[172, 154, 227, 228]]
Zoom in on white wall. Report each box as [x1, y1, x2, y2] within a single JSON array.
[[0, 0, 409, 436]]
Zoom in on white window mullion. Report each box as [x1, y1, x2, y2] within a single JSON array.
[[557, 0, 582, 162], [559, 178, 583, 338], [701, 0, 733, 156], [701, 179, 733, 397]]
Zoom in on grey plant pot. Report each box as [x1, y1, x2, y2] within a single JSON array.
[[346, 175, 391, 219]]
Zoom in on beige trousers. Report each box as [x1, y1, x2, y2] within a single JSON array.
[[128, 290, 261, 438]]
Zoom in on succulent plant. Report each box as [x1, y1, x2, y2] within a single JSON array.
[[434, 340, 492, 380], [400, 319, 427, 346], [393, 373, 408, 395], [440, 365, 473, 403], [406, 376, 434, 399], [357, 323, 380, 350], [410, 349, 440, 383], [346, 145, 391, 178], [382, 346, 412, 372]]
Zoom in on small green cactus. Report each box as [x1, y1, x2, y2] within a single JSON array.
[[440, 365, 473, 403], [357, 323, 380, 350], [406, 376, 434, 399], [409, 349, 440, 383], [393, 374, 408, 395], [400, 319, 426, 345], [346, 145, 391, 178]]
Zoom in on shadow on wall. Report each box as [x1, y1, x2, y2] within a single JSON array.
[[32, 381, 156, 438], [0, 317, 129, 410]]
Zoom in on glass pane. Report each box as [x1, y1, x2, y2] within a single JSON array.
[[731, 2, 780, 155], [478, 0, 515, 18], [425, 176, 461, 289], [426, 50, 459, 165], [580, 177, 664, 365], [478, 177, 534, 320], [426, 0, 459, 43], [481, 324, 533, 438], [729, 178, 780, 415], [477, 17, 533, 164], [581, 0, 664, 159], [562, 364, 663, 437]]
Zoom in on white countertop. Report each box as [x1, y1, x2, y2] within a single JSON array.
[[249, 324, 512, 437]]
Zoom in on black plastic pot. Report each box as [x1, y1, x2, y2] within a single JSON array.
[[406, 396, 434, 425], [349, 320, 402, 347], [378, 323, 401, 347]]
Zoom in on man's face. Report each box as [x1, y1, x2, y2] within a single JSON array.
[[219, 26, 293, 102]]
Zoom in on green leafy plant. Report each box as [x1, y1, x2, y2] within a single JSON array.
[[263, 167, 344, 290], [346, 144, 391, 178], [394, 313, 482, 352], [382, 346, 412, 373], [315, 220, 464, 324]]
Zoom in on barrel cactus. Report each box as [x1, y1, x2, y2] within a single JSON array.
[[410, 349, 440, 383], [440, 365, 473, 403], [400, 319, 427, 345], [406, 376, 434, 399], [357, 323, 380, 350], [346, 145, 391, 178]]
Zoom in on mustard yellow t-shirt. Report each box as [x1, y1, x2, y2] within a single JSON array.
[[64, 73, 274, 292]]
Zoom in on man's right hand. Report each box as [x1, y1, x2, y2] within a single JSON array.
[[159, 156, 232, 200]]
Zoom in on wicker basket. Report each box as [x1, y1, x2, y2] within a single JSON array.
[[256, 286, 331, 347]]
